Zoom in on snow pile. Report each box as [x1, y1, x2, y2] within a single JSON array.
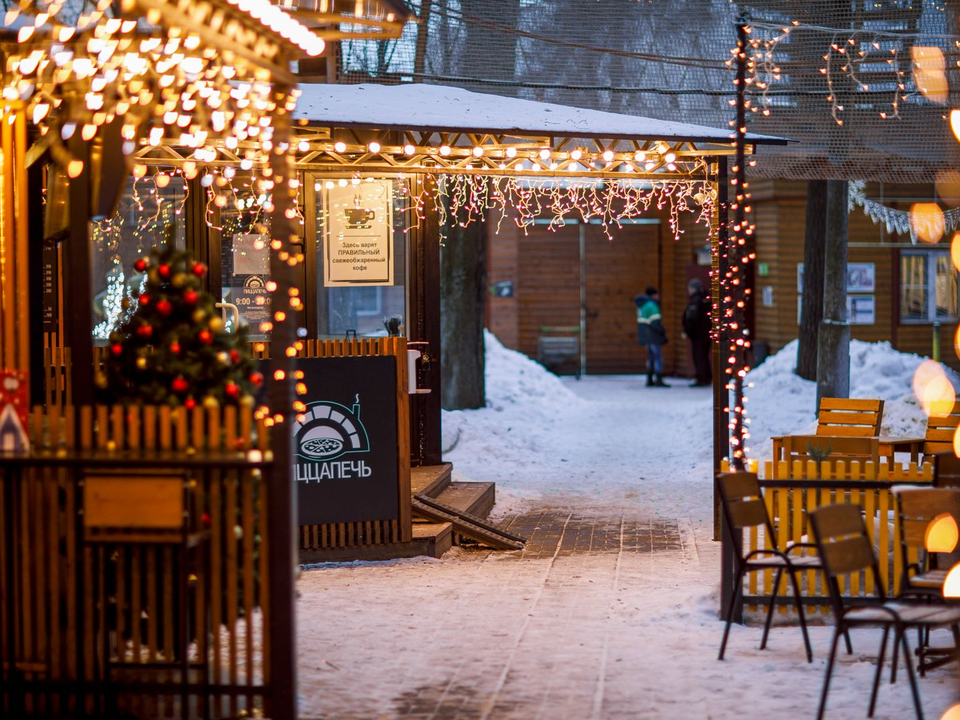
[[441, 330, 583, 462], [746, 339, 958, 463]]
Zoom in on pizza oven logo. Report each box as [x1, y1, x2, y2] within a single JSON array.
[[294, 396, 370, 462]]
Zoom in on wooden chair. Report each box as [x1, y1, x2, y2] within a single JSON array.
[[809, 504, 960, 720], [778, 435, 880, 471], [716, 471, 820, 663], [922, 406, 960, 458], [893, 487, 960, 674], [933, 450, 960, 489], [816, 397, 884, 437]]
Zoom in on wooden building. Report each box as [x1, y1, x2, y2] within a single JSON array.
[[488, 179, 960, 377]]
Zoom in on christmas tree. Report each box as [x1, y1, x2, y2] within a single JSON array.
[[99, 244, 264, 407]]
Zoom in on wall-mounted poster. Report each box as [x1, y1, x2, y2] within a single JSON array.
[[293, 357, 399, 526], [797, 263, 875, 293], [796, 294, 875, 325], [323, 179, 394, 287]]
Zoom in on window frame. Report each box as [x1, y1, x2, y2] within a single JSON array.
[[900, 248, 960, 324]]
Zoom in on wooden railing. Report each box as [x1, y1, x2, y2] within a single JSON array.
[[1, 404, 274, 718], [721, 459, 932, 616]]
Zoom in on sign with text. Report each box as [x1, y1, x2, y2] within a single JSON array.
[[323, 179, 394, 287], [797, 262, 875, 293], [293, 357, 399, 526]]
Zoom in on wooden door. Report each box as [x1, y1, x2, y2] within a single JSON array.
[[517, 225, 581, 373], [584, 222, 660, 374]]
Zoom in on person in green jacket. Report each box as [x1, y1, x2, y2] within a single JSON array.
[[635, 286, 669, 387]]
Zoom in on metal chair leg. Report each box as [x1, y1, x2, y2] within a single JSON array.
[[787, 568, 813, 663], [843, 627, 853, 655], [900, 631, 924, 720], [891, 627, 900, 684], [868, 625, 890, 718], [817, 626, 844, 720], [718, 569, 745, 661], [760, 567, 783, 651], [917, 626, 925, 678]]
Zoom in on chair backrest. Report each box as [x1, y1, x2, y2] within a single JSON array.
[[716, 471, 774, 541], [809, 504, 884, 611], [924, 408, 960, 456], [779, 435, 880, 469], [934, 450, 960, 489], [816, 397, 884, 437], [894, 487, 960, 571]]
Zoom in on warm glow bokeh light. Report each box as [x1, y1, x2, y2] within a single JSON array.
[[943, 562, 960, 597], [910, 202, 946, 243], [912, 47, 949, 104], [941, 704, 960, 720], [925, 513, 959, 553], [913, 359, 956, 416], [952, 233, 960, 272]]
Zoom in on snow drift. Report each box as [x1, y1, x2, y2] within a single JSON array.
[[746, 339, 959, 463]]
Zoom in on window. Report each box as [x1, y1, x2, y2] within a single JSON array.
[[901, 250, 960, 322]]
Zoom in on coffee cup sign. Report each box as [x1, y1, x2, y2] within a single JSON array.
[[323, 179, 394, 287]]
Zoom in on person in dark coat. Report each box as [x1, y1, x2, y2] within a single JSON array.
[[635, 286, 668, 387], [682, 278, 712, 387]]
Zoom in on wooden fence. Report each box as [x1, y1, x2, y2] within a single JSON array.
[[726, 459, 933, 615], [1, 404, 273, 718], [44, 335, 413, 555]]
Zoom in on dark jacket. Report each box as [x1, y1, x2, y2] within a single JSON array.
[[682, 290, 711, 340], [634, 295, 667, 346]]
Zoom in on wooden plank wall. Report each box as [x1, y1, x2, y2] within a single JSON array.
[[2, 404, 268, 718], [748, 179, 955, 370]]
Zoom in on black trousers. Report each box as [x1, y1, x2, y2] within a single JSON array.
[[691, 336, 712, 384]]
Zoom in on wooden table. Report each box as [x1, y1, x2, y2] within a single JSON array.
[[771, 435, 926, 466]]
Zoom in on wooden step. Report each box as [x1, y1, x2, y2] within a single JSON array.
[[433, 481, 496, 520], [412, 496, 524, 551], [300, 522, 452, 562], [410, 463, 452, 497]]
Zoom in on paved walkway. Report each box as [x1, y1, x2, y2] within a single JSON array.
[[295, 376, 959, 719]]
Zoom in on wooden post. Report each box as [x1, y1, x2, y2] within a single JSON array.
[[713, 157, 730, 541], [265, 80, 298, 720], [730, 20, 748, 471], [816, 180, 851, 406], [65, 138, 95, 408]]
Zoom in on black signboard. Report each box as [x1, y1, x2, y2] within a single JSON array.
[[294, 356, 399, 526]]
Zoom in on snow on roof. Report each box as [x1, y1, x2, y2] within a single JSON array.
[[294, 83, 786, 145]]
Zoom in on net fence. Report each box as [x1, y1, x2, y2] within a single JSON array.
[[334, 0, 960, 184]]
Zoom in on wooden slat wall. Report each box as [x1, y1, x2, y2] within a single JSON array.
[[1, 405, 268, 717], [746, 179, 955, 370], [486, 213, 521, 349]]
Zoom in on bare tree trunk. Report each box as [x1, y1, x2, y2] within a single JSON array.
[[413, 0, 433, 78], [816, 180, 850, 407], [440, 209, 486, 410], [797, 180, 827, 380]]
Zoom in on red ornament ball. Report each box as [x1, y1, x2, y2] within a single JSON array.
[[230, 349, 240, 363], [170, 341, 181, 354], [136, 324, 153, 339], [201, 512, 211, 527], [110, 344, 123, 356], [171, 377, 189, 393], [185, 397, 196, 410], [183, 289, 199, 305], [199, 329, 213, 344], [156, 299, 173, 316], [138, 293, 150, 306], [158, 264, 172, 279], [249, 371, 263, 386], [192, 262, 207, 277], [134, 258, 148, 272], [225, 382, 240, 398]]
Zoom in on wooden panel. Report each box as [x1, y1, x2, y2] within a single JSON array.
[[83, 475, 184, 530]]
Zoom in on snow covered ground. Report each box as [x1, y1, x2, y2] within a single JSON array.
[[296, 334, 960, 719]]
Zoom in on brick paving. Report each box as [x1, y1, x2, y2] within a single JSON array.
[[297, 508, 705, 720]]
